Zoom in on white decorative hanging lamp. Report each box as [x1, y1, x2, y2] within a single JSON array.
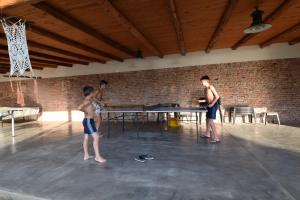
[[1, 18, 34, 77]]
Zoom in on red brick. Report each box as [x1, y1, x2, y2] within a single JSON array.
[[0, 58, 299, 124]]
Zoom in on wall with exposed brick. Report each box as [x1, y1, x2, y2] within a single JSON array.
[[0, 58, 299, 124]]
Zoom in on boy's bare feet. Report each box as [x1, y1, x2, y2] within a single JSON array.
[[200, 134, 211, 138], [84, 155, 94, 160], [210, 139, 220, 144], [95, 157, 107, 163], [201, 130, 212, 138], [98, 131, 104, 138]]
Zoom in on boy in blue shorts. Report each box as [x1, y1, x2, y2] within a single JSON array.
[[78, 86, 106, 163], [199, 76, 221, 143]]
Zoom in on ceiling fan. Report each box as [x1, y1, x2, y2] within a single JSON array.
[[244, 6, 272, 34]]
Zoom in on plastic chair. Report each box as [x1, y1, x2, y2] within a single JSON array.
[[254, 107, 267, 124], [233, 107, 256, 125], [0, 112, 10, 127], [265, 112, 280, 125]]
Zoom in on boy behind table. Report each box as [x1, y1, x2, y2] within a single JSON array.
[[78, 86, 106, 163], [93, 80, 108, 135], [199, 75, 221, 143]]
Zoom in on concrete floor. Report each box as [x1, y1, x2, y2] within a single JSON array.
[[0, 121, 299, 200]]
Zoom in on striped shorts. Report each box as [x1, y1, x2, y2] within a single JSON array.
[[82, 118, 97, 134]]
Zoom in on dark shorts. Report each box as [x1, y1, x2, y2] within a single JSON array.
[[82, 118, 97, 134], [206, 100, 220, 120]]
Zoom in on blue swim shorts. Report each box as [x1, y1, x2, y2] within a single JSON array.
[[82, 118, 97, 134], [206, 100, 220, 120]]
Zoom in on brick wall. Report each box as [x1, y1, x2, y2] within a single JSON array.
[[0, 58, 299, 124]]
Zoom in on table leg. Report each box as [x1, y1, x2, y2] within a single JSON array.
[[137, 112, 145, 139], [142, 112, 145, 132], [11, 112, 15, 137], [122, 112, 125, 133], [166, 112, 169, 131], [199, 112, 202, 125], [196, 112, 199, 144], [107, 112, 110, 138], [159, 113, 164, 135]]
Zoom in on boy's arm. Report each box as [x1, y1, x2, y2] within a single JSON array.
[[93, 98, 104, 106], [95, 88, 101, 99], [98, 90, 104, 101], [78, 100, 90, 112], [208, 86, 220, 107], [95, 89, 104, 101]]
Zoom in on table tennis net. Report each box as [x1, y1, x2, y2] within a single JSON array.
[[143, 104, 161, 111]]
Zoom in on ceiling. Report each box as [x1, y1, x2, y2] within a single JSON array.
[[0, 0, 299, 74]]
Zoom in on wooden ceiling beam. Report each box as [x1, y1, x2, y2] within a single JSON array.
[[0, 65, 42, 74], [289, 36, 300, 45], [2, 15, 123, 62], [27, 66, 43, 70], [205, 0, 237, 53], [260, 21, 300, 48], [0, 44, 85, 65], [0, 32, 106, 63], [0, 69, 8, 73], [0, 64, 11, 71], [97, 0, 163, 58], [232, 0, 295, 50], [32, 63, 55, 68], [0, 64, 9, 69], [30, 58, 72, 67], [29, 51, 88, 65], [27, 41, 106, 63], [32, 2, 136, 57], [0, 59, 56, 69], [169, 0, 186, 56], [231, 34, 253, 50], [0, 44, 81, 65], [0, 0, 43, 9], [28, 24, 123, 62], [0, 52, 73, 67], [0, 64, 35, 71], [0, 58, 57, 68]]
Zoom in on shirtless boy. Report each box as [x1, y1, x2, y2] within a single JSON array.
[[78, 86, 106, 163], [93, 80, 108, 134], [199, 76, 221, 143]]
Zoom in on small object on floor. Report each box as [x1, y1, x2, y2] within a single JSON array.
[[134, 156, 146, 163], [134, 154, 155, 162], [98, 131, 104, 138], [168, 117, 180, 128], [200, 135, 211, 139], [142, 154, 155, 160], [210, 139, 221, 144]]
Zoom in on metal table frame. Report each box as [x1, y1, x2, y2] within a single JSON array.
[[101, 107, 207, 142], [0, 108, 23, 137]]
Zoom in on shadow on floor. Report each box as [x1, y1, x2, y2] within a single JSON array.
[[0, 122, 299, 200]]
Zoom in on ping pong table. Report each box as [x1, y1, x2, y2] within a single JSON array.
[[101, 105, 207, 142], [0, 107, 24, 137]]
